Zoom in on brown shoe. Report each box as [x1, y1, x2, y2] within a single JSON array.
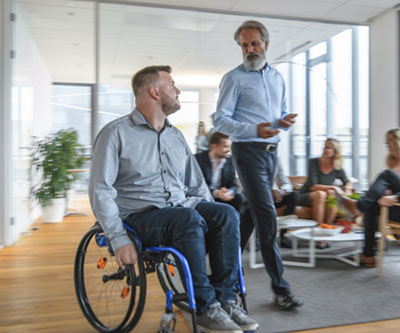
[[360, 254, 376, 268]]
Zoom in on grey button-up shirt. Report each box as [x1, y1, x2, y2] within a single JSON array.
[[89, 109, 213, 251]]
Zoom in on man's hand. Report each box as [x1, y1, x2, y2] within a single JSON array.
[[378, 195, 399, 207], [279, 113, 298, 129], [272, 189, 283, 203], [215, 187, 234, 201], [115, 244, 138, 268], [257, 122, 280, 139]]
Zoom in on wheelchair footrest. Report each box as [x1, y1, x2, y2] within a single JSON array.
[[158, 312, 176, 333]]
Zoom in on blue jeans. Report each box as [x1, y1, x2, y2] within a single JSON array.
[[232, 142, 291, 296], [357, 169, 400, 256], [125, 201, 240, 313]]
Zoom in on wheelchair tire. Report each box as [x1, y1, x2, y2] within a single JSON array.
[[74, 224, 147, 332]]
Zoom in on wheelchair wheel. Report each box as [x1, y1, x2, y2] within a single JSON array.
[[74, 224, 146, 332]]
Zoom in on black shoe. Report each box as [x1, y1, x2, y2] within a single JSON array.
[[275, 294, 304, 310], [280, 237, 292, 249]]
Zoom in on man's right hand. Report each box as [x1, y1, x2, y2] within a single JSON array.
[[257, 122, 280, 139], [272, 189, 283, 203], [115, 244, 138, 268]]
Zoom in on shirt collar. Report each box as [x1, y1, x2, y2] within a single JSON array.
[[209, 152, 226, 167], [130, 108, 172, 128], [241, 62, 271, 73]]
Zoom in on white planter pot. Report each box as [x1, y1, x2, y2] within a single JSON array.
[[41, 198, 66, 223]]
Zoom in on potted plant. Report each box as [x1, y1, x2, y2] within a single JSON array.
[[31, 129, 86, 222]]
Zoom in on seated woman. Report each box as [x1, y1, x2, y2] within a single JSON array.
[[342, 128, 400, 268], [299, 138, 353, 227]]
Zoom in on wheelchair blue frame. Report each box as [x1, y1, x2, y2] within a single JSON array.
[[76, 222, 249, 333]]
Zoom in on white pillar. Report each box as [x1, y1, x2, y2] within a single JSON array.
[[369, 8, 400, 180], [0, 0, 13, 247]]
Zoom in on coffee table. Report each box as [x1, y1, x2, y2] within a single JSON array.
[[248, 217, 318, 269], [290, 228, 365, 267]]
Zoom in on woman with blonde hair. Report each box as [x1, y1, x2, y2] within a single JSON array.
[[342, 128, 400, 267], [299, 138, 353, 231]]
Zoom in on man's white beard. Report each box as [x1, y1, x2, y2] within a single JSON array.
[[243, 51, 267, 70]]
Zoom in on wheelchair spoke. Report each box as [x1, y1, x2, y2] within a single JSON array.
[[74, 225, 146, 332]]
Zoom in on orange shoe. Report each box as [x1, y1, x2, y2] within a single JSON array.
[[360, 254, 376, 268]]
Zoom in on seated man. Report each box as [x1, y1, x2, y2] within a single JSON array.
[[273, 158, 299, 248], [89, 65, 258, 333], [195, 132, 253, 251]]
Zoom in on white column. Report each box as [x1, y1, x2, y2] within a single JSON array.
[[369, 8, 400, 180], [0, 0, 12, 247]]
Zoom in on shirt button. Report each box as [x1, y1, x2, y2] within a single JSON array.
[[161, 152, 164, 155], [163, 170, 166, 173]]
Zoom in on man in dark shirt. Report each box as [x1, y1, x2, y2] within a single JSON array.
[[195, 132, 254, 251]]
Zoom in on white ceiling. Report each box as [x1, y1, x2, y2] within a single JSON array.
[[17, 0, 400, 88]]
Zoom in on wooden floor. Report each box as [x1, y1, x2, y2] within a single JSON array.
[[0, 197, 399, 333]]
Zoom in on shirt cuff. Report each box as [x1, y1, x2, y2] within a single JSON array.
[[110, 234, 134, 253]]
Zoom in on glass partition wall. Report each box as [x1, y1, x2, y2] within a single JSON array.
[[10, 0, 369, 243]]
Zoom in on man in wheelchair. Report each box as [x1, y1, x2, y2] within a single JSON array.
[[89, 65, 259, 333]]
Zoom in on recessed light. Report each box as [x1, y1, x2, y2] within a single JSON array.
[[148, 56, 154, 60], [72, 43, 80, 46], [66, 12, 75, 16]]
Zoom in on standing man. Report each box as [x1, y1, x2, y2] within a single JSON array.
[[89, 66, 258, 333], [214, 20, 303, 309], [195, 132, 253, 249]]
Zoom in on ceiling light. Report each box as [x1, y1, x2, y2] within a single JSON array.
[[66, 12, 75, 16]]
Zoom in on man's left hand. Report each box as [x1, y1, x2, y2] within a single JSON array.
[[279, 113, 297, 128], [378, 195, 398, 207], [217, 187, 234, 201]]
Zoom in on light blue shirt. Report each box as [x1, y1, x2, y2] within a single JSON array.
[[89, 109, 213, 252], [214, 63, 288, 143]]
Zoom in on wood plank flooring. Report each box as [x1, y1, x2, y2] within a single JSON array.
[[0, 197, 399, 332]]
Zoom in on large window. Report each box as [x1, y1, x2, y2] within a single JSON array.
[[277, 27, 369, 190]]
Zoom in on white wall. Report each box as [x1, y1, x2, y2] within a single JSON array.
[[0, 0, 12, 247], [369, 8, 399, 180]]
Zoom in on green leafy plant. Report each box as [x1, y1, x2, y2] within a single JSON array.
[[31, 129, 86, 207]]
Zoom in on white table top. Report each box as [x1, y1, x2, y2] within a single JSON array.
[[291, 228, 364, 242], [277, 218, 318, 229]]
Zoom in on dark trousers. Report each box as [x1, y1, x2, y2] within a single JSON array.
[[125, 201, 240, 313], [275, 191, 299, 216], [232, 142, 291, 296], [216, 193, 254, 243], [357, 170, 400, 256]]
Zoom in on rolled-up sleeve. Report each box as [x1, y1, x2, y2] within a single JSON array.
[[89, 128, 132, 251]]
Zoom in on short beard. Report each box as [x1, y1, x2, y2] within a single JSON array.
[[243, 51, 267, 70], [161, 100, 180, 116]]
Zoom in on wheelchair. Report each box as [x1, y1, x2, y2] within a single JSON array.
[[74, 222, 249, 333]]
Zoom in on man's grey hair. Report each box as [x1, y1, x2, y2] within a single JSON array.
[[131, 65, 171, 97], [233, 20, 270, 44]]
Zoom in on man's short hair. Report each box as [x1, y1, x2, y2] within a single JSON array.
[[209, 131, 229, 146], [131, 65, 171, 97], [233, 20, 270, 44]]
